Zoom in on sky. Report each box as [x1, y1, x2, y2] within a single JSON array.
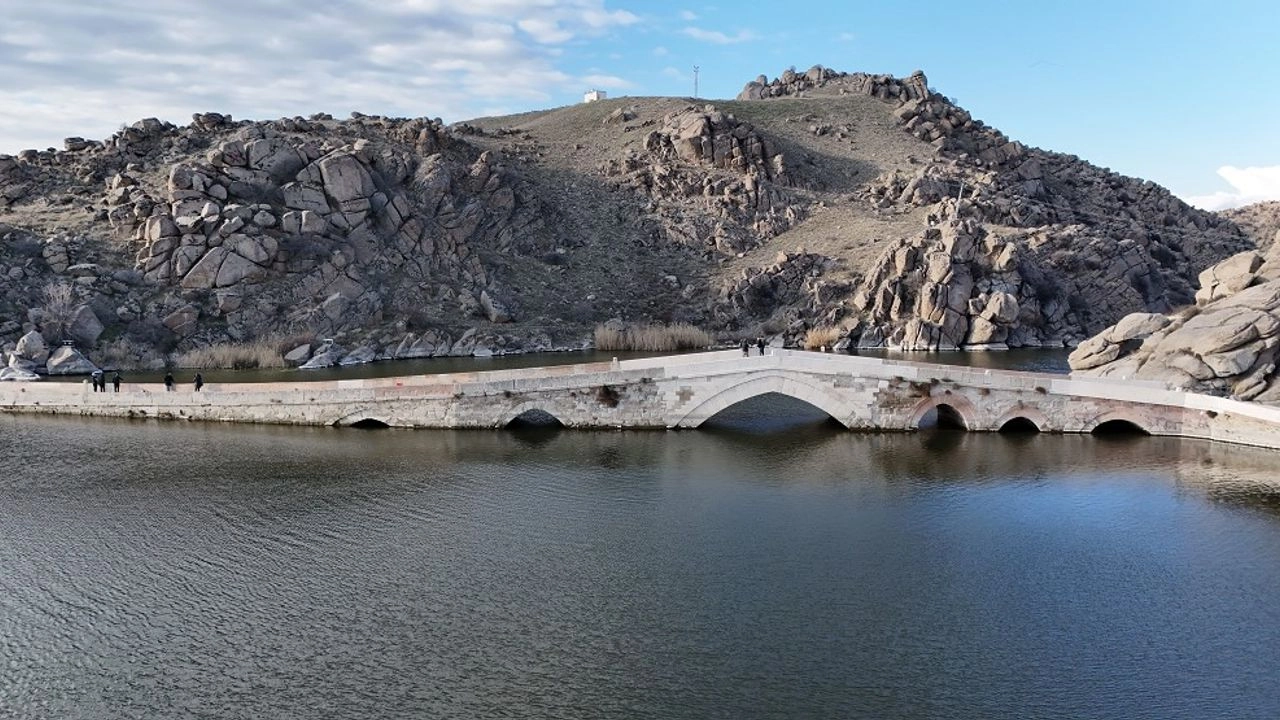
[[1, 0, 1276, 210]]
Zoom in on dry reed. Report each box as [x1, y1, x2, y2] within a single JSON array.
[[803, 326, 843, 351], [593, 323, 713, 352], [174, 338, 292, 370]]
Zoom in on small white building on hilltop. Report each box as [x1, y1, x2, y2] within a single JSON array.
[[583, 89, 607, 103]]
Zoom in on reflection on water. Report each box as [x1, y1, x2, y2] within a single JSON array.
[[1, 405, 1279, 719]]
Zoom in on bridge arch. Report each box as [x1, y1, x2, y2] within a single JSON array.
[[333, 409, 393, 428], [499, 402, 566, 428], [671, 372, 854, 428], [1087, 410, 1151, 436], [994, 407, 1048, 433], [908, 395, 977, 431]]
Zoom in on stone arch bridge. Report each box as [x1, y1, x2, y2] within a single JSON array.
[[4, 350, 1280, 449]]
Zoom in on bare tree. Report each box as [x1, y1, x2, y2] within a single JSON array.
[[40, 281, 77, 343]]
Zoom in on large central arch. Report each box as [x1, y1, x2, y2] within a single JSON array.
[[670, 372, 855, 428]]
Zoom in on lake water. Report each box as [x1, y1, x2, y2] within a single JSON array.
[[2, 394, 1278, 719]]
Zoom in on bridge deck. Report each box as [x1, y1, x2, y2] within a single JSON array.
[[3, 350, 1280, 449]]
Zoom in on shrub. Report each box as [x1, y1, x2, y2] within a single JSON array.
[[593, 322, 712, 352], [596, 384, 621, 407], [803, 325, 843, 350]]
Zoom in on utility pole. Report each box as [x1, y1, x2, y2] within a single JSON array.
[[693, 65, 700, 98]]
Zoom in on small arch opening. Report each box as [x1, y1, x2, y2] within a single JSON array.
[[506, 408, 564, 429], [917, 403, 968, 431], [349, 418, 390, 429], [1091, 419, 1149, 436], [999, 417, 1041, 434]]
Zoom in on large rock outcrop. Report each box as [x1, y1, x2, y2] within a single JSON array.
[[738, 66, 930, 103], [728, 66, 1251, 349], [1070, 245, 1280, 403], [600, 104, 801, 256]]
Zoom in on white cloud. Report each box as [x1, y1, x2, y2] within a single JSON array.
[[680, 10, 698, 20], [662, 66, 688, 80], [0, 0, 638, 153], [1184, 165, 1280, 211], [518, 18, 575, 44], [581, 74, 633, 90], [680, 26, 757, 44], [653, 45, 669, 56]]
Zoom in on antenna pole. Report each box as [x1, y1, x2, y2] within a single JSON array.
[[693, 65, 700, 98]]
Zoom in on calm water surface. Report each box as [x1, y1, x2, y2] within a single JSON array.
[[2, 397, 1278, 719]]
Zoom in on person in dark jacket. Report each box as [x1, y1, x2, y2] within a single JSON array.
[[756, 337, 766, 355], [194, 373, 204, 392], [164, 372, 174, 392], [112, 372, 121, 393], [741, 338, 750, 356]]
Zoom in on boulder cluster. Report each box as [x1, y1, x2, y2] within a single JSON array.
[[601, 105, 801, 255], [2, 329, 98, 380], [845, 218, 1066, 349], [711, 251, 841, 330], [0, 110, 557, 371], [737, 65, 930, 103], [1069, 233, 1280, 403]]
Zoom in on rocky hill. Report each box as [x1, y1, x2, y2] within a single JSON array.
[[0, 65, 1254, 373]]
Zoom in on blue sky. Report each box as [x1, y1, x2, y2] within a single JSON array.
[[1, 0, 1276, 208]]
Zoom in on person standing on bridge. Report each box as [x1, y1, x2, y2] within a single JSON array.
[[741, 339, 750, 356], [164, 371, 174, 392], [112, 371, 121, 393], [756, 337, 766, 355], [194, 373, 204, 392]]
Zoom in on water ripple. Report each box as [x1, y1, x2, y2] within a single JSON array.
[[2, 416, 1279, 719]]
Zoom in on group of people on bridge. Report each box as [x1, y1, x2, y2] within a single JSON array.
[[89, 370, 121, 393], [163, 372, 203, 392], [87, 371, 204, 392], [741, 337, 767, 356]]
